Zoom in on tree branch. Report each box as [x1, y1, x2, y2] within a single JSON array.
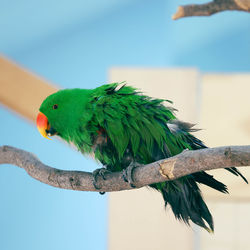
[[173, 0, 250, 20], [0, 145, 249, 192]]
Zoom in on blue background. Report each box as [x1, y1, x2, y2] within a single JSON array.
[[0, 0, 249, 249]]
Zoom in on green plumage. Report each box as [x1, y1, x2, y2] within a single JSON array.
[[39, 83, 247, 232]]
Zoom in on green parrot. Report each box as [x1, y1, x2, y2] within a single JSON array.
[[36, 83, 247, 232]]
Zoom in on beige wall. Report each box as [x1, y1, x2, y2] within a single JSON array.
[[198, 74, 250, 250], [196, 74, 250, 200], [109, 68, 250, 250]]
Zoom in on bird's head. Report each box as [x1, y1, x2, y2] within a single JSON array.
[[36, 88, 93, 142]]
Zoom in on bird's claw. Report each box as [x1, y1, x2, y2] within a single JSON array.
[[92, 168, 110, 195], [122, 162, 142, 188]]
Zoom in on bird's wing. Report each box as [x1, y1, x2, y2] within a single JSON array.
[[91, 83, 176, 160]]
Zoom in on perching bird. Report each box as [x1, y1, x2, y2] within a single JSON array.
[[37, 83, 247, 232]]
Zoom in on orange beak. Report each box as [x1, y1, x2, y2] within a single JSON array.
[[36, 112, 51, 140]]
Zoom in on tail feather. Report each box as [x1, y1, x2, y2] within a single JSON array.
[[225, 167, 248, 183], [151, 177, 214, 232], [153, 121, 248, 232], [150, 168, 247, 232], [193, 171, 228, 193]]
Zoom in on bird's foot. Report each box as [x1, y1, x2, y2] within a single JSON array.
[[92, 167, 110, 195], [122, 162, 142, 188]]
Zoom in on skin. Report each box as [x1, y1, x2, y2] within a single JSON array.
[[37, 83, 247, 232]]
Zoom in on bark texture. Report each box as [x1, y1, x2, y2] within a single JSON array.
[[173, 0, 250, 20], [0, 145, 249, 192]]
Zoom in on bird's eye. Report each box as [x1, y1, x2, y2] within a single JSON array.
[[53, 104, 58, 110]]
